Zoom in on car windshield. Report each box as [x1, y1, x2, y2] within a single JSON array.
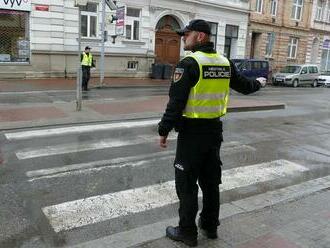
[[280, 66, 301, 73], [321, 71, 330, 76]]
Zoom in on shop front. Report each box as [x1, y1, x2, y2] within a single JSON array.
[[0, 0, 31, 63]]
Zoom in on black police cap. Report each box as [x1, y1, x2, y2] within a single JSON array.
[[176, 19, 211, 36]]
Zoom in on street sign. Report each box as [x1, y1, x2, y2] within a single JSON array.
[[115, 6, 125, 36]]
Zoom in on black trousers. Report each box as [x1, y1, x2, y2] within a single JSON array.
[[174, 131, 222, 235], [82, 66, 90, 90]]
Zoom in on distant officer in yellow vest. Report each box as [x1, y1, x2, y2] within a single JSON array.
[[158, 19, 265, 247], [81, 46, 95, 91]]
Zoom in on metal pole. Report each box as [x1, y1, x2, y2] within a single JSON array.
[[100, 0, 106, 87], [76, 7, 82, 111]]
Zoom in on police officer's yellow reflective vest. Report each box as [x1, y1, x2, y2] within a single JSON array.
[[81, 52, 93, 66], [182, 51, 230, 119]]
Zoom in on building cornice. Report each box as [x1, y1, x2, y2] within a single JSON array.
[[32, 50, 155, 58], [180, 0, 250, 14]]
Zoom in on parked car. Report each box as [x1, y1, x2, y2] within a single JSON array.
[[232, 59, 270, 83], [272, 64, 320, 87], [318, 71, 330, 87]]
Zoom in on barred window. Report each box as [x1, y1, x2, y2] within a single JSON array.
[[0, 10, 30, 63], [127, 61, 138, 70]]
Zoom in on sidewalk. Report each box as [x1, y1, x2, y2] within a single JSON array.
[[0, 78, 285, 130], [133, 185, 330, 248]]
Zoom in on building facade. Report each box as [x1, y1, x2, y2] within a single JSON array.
[[246, 0, 313, 73], [0, 0, 250, 79], [305, 0, 330, 72]]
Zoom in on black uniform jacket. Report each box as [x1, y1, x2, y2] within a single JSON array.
[[158, 42, 261, 136]]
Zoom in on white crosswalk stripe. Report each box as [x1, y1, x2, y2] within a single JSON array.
[[25, 141, 255, 180], [42, 159, 307, 233], [26, 150, 175, 179], [5, 119, 159, 140], [15, 133, 176, 160]]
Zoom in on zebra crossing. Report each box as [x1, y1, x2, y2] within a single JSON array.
[[42, 159, 307, 233], [2, 118, 318, 247]]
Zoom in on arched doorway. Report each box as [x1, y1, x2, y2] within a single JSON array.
[[155, 15, 181, 65]]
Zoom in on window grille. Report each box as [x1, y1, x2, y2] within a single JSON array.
[[0, 10, 30, 63], [127, 61, 138, 70]]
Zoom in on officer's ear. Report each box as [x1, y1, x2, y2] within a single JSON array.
[[198, 32, 209, 43]]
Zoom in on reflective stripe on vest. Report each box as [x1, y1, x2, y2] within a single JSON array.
[[81, 52, 93, 66], [182, 51, 230, 119]]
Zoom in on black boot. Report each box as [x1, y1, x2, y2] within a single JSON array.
[[198, 218, 218, 239], [166, 226, 197, 247]]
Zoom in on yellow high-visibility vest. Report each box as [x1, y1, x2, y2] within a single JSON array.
[[81, 52, 93, 66], [182, 51, 230, 119]]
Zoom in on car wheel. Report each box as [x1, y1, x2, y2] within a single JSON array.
[[293, 79, 298, 88], [312, 79, 318, 87]]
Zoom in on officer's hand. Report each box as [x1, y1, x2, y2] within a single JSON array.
[[256, 77, 267, 87], [159, 135, 168, 148]]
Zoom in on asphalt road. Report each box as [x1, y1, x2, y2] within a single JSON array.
[[0, 86, 330, 247]]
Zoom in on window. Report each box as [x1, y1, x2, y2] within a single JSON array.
[[208, 22, 218, 49], [288, 37, 298, 58], [291, 0, 303, 20], [81, 3, 98, 38], [308, 66, 318, 73], [240, 62, 251, 71], [321, 40, 330, 71], [315, 0, 323, 21], [125, 7, 141, 40], [224, 25, 238, 58], [262, 61, 268, 68], [301, 67, 307, 74], [127, 61, 138, 70], [265, 32, 275, 57], [251, 61, 262, 69], [0, 10, 30, 63], [270, 0, 278, 16], [255, 0, 263, 13]]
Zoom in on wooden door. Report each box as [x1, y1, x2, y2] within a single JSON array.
[[155, 30, 180, 65], [155, 16, 181, 66]]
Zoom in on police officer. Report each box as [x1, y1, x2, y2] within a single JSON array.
[[158, 19, 266, 247], [81, 46, 95, 91]]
